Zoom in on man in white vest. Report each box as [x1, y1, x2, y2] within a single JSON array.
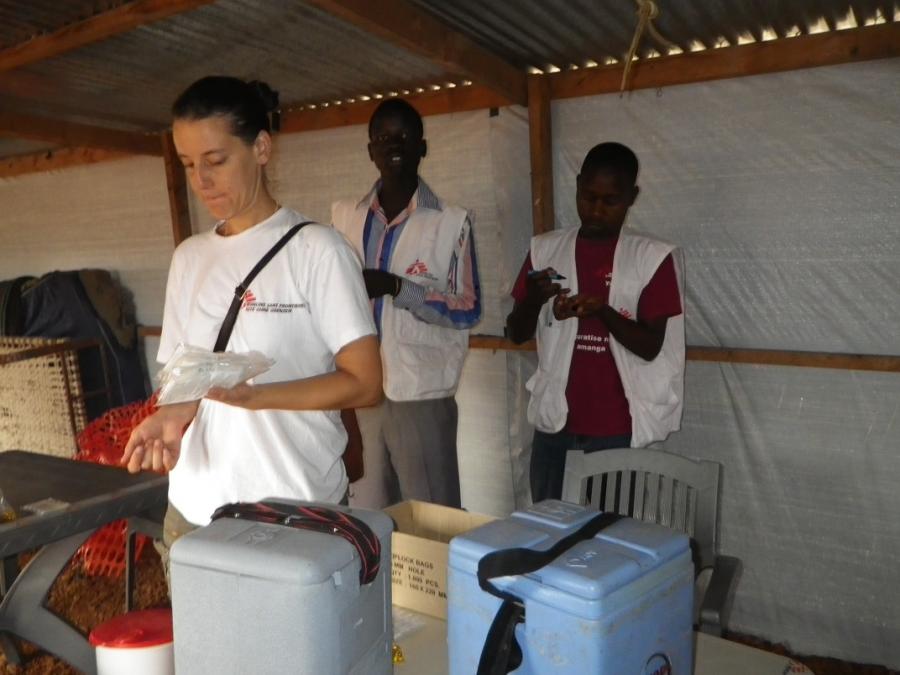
[[507, 142, 684, 502], [333, 99, 481, 508]]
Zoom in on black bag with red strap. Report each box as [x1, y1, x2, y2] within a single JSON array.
[[210, 500, 381, 585]]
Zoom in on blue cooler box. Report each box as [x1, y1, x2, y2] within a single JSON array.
[[448, 500, 693, 674]]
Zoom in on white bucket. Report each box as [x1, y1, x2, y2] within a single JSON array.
[[90, 608, 174, 675], [95, 641, 174, 675]]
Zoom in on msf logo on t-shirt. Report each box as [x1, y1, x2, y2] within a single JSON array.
[[242, 289, 257, 309], [240, 288, 307, 314]]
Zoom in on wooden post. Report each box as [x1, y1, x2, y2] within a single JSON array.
[[528, 74, 554, 235], [160, 131, 192, 246]]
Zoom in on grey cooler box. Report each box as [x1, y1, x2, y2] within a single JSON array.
[[170, 501, 393, 675]]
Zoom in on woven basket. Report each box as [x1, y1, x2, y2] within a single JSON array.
[[0, 337, 88, 457]]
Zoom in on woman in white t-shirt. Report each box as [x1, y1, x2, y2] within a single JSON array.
[[122, 77, 381, 547]]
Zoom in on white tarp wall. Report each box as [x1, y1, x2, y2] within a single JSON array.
[[529, 58, 900, 667], [0, 157, 173, 324], [0, 57, 897, 667]]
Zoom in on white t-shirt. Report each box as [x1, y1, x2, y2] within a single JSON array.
[[158, 207, 376, 525]]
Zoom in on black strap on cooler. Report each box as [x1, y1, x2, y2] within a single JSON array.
[[476, 511, 625, 675], [210, 500, 381, 585], [213, 221, 314, 352]]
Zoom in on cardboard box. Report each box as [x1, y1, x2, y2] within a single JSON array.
[[384, 500, 495, 619]]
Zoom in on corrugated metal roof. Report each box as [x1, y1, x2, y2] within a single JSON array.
[[412, 0, 892, 70], [0, 0, 895, 160], [0, 0, 451, 131]]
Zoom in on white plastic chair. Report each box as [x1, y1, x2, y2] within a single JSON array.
[[561, 447, 741, 635]]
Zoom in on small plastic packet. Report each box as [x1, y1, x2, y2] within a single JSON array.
[[22, 497, 70, 516], [157, 343, 275, 405]]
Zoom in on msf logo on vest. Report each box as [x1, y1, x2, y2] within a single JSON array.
[[643, 653, 671, 675], [405, 259, 438, 282]]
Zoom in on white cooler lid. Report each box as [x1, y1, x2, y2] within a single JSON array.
[[170, 502, 392, 585]]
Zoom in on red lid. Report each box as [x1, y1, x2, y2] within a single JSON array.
[[89, 609, 173, 648]]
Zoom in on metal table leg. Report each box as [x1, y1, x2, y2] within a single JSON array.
[[0, 553, 22, 665], [0, 531, 97, 675], [1, 554, 19, 595], [125, 516, 164, 612], [0, 632, 21, 667]]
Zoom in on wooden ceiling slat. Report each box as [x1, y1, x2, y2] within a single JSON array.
[[0, 146, 130, 179], [0, 0, 215, 73], [304, 0, 527, 106], [135, 327, 900, 373], [0, 111, 162, 155], [280, 83, 509, 134]]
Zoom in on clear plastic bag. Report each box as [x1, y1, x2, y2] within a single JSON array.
[[156, 343, 275, 405]]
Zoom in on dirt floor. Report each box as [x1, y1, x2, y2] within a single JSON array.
[[0, 547, 896, 675], [1, 547, 169, 675]]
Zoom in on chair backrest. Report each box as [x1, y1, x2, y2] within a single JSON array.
[[561, 447, 721, 569], [0, 337, 88, 457]]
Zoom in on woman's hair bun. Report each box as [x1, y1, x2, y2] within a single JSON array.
[[249, 80, 280, 113]]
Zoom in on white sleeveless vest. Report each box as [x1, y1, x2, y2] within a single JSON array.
[[332, 198, 471, 401], [526, 226, 685, 446]]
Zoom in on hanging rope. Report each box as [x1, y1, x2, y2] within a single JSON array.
[[620, 0, 678, 93]]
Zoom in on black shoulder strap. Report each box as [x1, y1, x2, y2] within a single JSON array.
[[476, 511, 624, 675], [213, 221, 314, 352]]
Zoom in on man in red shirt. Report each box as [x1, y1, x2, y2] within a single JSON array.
[[507, 142, 684, 502]]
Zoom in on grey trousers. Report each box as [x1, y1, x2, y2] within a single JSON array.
[[349, 397, 461, 509]]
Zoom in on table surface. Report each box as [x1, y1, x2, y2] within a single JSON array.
[[0, 450, 168, 556], [393, 609, 814, 675]]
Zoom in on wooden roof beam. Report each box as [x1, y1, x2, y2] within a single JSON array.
[[304, 0, 527, 106], [0, 111, 162, 156], [548, 23, 900, 100], [0, 0, 215, 73]]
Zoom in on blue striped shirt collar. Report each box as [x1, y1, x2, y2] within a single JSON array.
[[358, 177, 443, 213]]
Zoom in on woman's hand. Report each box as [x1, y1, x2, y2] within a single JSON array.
[[121, 400, 199, 473]]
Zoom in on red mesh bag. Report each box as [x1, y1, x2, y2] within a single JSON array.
[[74, 394, 159, 577]]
